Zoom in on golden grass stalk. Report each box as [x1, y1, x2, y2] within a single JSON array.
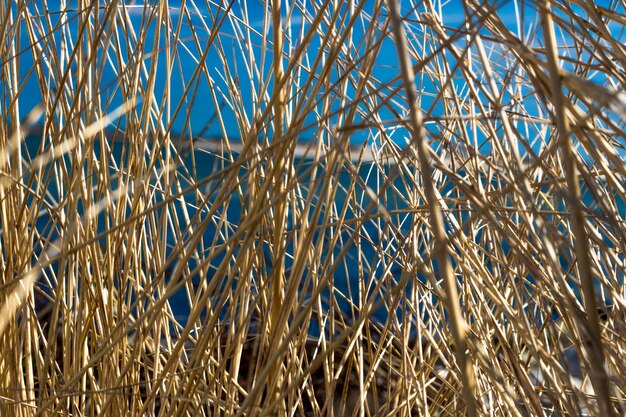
[[385, 1, 477, 415], [539, 2, 613, 415]]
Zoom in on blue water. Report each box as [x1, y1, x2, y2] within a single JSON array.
[[9, 1, 626, 333], [10, 0, 534, 142], [22, 126, 625, 338]]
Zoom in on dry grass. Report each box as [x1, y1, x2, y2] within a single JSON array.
[[1, 1, 626, 416]]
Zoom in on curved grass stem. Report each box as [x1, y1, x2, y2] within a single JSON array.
[[540, 2, 614, 415], [385, 1, 478, 416]]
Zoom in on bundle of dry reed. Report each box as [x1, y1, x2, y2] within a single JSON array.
[[1, 1, 625, 416]]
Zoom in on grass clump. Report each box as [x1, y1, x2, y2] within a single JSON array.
[[1, 1, 625, 416]]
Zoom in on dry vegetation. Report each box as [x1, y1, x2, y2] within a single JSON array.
[[1, 0, 626, 416]]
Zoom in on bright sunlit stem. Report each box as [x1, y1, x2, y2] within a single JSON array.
[[385, 2, 478, 416], [269, 0, 287, 416], [540, 2, 614, 416]]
